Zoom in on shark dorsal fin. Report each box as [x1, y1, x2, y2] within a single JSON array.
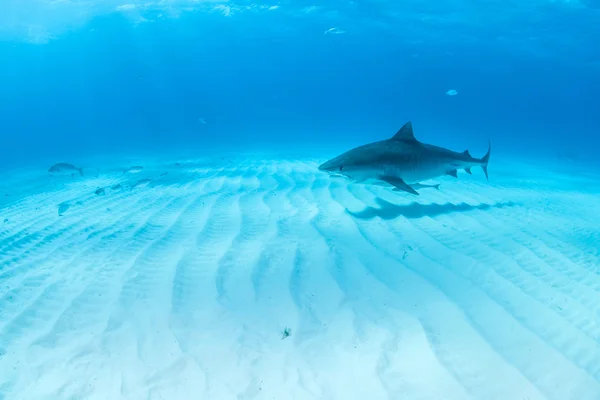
[[462, 150, 471, 157], [392, 122, 418, 143]]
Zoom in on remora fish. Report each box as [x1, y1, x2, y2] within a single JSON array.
[[331, 175, 441, 191], [48, 163, 84, 176], [318, 121, 490, 195], [394, 182, 440, 191]]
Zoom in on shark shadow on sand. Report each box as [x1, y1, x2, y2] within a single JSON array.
[[348, 198, 519, 220]]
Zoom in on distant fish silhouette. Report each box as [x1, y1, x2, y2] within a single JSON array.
[[48, 163, 83, 176], [123, 166, 143, 175], [131, 178, 152, 189], [95, 188, 106, 196], [324, 27, 346, 35]]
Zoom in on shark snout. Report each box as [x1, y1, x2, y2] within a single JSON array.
[[318, 162, 333, 172], [318, 158, 343, 172]]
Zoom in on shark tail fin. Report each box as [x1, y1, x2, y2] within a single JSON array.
[[433, 184, 440, 190], [79, 168, 84, 177], [480, 139, 491, 181]]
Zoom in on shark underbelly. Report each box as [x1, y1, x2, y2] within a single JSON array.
[[384, 163, 449, 184]]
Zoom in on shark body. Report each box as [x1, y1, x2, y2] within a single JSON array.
[[318, 121, 490, 195]]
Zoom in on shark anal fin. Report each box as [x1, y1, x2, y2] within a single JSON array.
[[447, 169, 458, 178], [465, 167, 472, 174], [381, 176, 419, 195], [391, 122, 419, 143]]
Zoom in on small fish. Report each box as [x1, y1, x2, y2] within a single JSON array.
[[3, 218, 7, 223], [132, 178, 152, 189], [159, 172, 169, 177], [58, 203, 70, 216], [111, 184, 122, 191], [123, 166, 143, 175], [48, 163, 83, 176], [446, 89, 458, 96], [95, 188, 106, 196], [324, 27, 346, 35], [281, 327, 292, 340]]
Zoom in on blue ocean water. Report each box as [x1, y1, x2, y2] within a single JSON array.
[[1, 1, 600, 399], [1, 1, 599, 167]]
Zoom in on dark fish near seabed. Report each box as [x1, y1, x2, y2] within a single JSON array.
[[58, 203, 70, 216], [48, 163, 84, 176], [95, 188, 106, 195]]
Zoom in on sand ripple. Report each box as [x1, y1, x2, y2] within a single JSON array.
[[1, 157, 599, 399]]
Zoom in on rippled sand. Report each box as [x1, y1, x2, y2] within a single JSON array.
[[1, 155, 599, 399]]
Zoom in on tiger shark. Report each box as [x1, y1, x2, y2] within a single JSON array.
[[318, 121, 490, 195]]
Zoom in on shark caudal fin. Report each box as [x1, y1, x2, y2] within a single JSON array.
[[480, 140, 491, 180], [78, 168, 84, 177]]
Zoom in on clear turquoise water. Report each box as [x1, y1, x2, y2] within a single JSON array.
[[1, 2, 600, 399]]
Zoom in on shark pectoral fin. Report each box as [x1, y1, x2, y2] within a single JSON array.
[[465, 167, 472, 174], [447, 169, 458, 178], [381, 176, 419, 195]]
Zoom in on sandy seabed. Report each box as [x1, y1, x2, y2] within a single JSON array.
[[1, 155, 599, 400]]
